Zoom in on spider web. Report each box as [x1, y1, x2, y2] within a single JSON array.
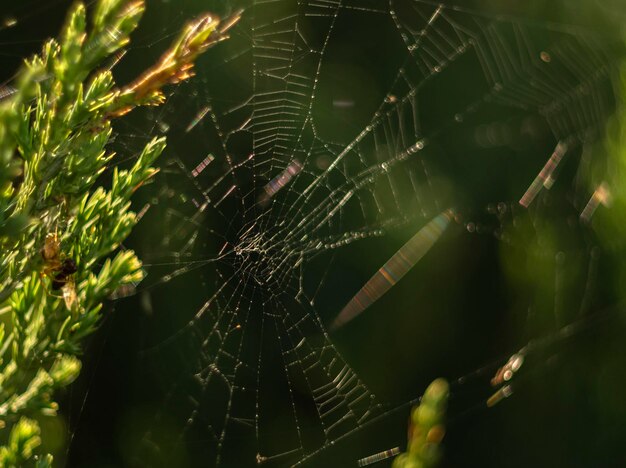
[[4, 0, 624, 466], [102, 1, 622, 466]]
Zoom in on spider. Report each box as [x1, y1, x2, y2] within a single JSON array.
[[41, 232, 78, 311]]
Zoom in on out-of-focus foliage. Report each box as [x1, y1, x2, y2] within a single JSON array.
[[0, 418, 52, 468], [591, 42, 626, 265], [393, 378, 448, 468]]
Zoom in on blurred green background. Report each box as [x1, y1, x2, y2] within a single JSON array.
[[3, 0, 626, 466]]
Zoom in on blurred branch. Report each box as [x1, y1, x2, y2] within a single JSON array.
[[392, 379, 448, 468]]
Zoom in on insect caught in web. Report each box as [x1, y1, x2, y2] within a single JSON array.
[[41, 232, 78, 311]]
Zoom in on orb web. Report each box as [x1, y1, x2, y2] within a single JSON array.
[[4, 0, 621, 466], [106, 1, 621, 466]]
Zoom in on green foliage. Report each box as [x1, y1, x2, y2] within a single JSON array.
[[0, 0, 236, 464], [590, 56, 626, 252], [393, 379, 449, 468], [0, 417, 52, 468]]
